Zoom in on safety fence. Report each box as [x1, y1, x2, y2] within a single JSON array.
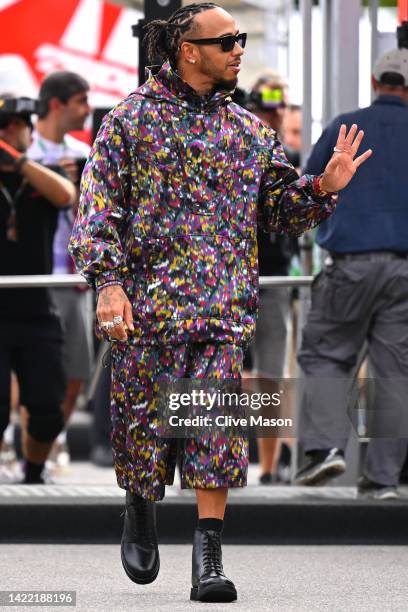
[[0, 274, 313, 288]]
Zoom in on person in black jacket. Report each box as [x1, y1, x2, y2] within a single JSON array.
[[0, 95, 75, 484]]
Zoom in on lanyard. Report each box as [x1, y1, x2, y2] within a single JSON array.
[[36, 137, 73, 229], [36, 135, 68, 160], [0, 177, 27, 242]]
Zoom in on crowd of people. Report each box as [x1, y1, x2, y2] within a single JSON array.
[[0, 43, 407, 503]]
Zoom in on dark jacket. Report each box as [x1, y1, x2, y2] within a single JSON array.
[[305, 95, 408, 253]]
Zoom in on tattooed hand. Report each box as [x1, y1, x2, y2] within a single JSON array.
[[97, 284, 134, 341]]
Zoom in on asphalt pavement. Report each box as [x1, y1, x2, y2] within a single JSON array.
[[1, 544, 408, 612]]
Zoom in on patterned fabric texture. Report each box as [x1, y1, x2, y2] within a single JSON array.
[[69, 62, 338, 348], [110, 342, 246, 500], [69, 62, 338, 498]]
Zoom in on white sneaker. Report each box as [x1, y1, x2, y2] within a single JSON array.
[[0, 441, 18, 467], [0, 463, 22, 484], [46, 441, 71, 474]]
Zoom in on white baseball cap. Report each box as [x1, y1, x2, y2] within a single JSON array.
[[373, 48, 408, 87]]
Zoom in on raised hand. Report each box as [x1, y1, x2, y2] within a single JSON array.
[[320, 124, 373, 193]]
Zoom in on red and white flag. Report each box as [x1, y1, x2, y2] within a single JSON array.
[[0, 0, 142, 106]]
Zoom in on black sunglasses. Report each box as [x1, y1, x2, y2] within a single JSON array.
[[185, 32, 247, 53]]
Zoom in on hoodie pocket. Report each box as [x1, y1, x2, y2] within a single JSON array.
[[143, 235, 257, 323]]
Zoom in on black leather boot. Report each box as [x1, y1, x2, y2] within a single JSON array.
[[190, 528, 237, 602], [120, 491, 160, 584]]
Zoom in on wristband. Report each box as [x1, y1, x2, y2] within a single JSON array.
[[315, 175, 331, 196], [0, 137, 23, 167], [96, 281, 123, 293]]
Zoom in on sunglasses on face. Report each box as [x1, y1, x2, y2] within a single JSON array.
[[185, 32, 247, 53]]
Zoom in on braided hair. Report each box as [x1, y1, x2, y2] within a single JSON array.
[[143, 3, 220, 67]]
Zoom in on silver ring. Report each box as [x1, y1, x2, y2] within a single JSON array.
[[112, 315, 124, 326], [101, 321, 114, 331], [333, 147, 349, 153]]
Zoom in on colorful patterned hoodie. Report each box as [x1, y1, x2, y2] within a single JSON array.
[[69, 62, 338, 347]]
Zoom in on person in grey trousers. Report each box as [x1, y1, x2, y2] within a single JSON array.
[[295, 47, 408, 500]]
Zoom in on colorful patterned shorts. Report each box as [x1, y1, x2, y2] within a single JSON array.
[[110, 342, 248, 501]]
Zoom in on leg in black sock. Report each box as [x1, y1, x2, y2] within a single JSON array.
[[23, 460, 45, 483], [198, 517, 223, 532]]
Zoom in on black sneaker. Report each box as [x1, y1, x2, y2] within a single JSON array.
[[295, 448, 346, 486], [20, 467, 55, 485], [357, 475, 399, 500]]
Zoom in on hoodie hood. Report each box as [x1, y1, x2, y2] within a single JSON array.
[[138, 61, 232, 113]]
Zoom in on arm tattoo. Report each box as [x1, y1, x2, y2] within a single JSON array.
[[99, 286, 126, 307]]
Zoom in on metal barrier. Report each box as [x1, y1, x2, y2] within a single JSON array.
[[0, 274, 313, 288], [0, 273, 365, 486], [0, 272, 317, 484]]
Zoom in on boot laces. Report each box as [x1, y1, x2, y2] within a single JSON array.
[[125, 498, 156, 547], [202, 532, 224, 575]]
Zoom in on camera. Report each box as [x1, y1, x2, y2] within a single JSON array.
[[397, 20, 408, 50], [232, 87, 286, 113], [0, 96, 39, 129]]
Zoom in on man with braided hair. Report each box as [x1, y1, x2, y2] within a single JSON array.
[[70, 2, 371, 603]]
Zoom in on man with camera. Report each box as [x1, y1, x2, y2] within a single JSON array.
[[0, 95, 75, 484]]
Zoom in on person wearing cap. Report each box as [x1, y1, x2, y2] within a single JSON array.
[[295, 48, 408, 500], [0, 95, 76, 484]]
